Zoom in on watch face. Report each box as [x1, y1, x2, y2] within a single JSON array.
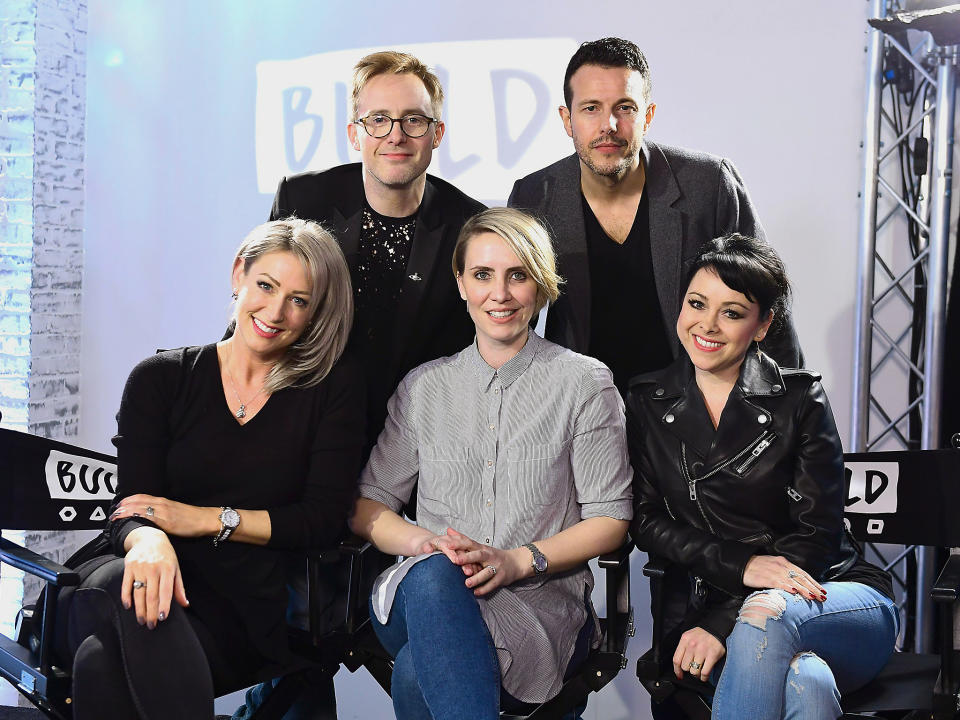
[[221, 508, 240, 528], [534, 555, 548, 573]]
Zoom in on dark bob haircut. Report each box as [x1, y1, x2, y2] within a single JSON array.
[[684, 234, 791, 337], [563, 37, 651, 109]]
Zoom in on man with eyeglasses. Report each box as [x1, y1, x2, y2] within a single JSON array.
[[508, 37, 802, 397], [233, 51, 483, 720], [269, 50, 484, 449]]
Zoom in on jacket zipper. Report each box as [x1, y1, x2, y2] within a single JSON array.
[[733, 431, 778, 475], [680, 444, 718, 534], [681, 431, 767, 502]]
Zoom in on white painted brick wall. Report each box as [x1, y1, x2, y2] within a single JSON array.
[[1, 0, 87, 691], [29, 0, 86, 443]]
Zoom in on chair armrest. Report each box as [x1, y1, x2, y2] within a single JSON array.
[[641, 554, 671, 668], [931, 553, 960, 602], [597, 542, 633, 658], [0, 536, 79, 587], [598, 541, 632, 569], [336, 534, 374, 558], [643, 556, 667, 580]]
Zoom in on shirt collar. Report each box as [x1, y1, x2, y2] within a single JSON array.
[[467, 328, 542, 391]]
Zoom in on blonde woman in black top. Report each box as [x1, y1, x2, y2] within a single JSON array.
[[63, 218, 364, 720]]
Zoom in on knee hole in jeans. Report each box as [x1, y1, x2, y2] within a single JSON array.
[[737, 590, 786, 631], [787, 651, 830, 697]]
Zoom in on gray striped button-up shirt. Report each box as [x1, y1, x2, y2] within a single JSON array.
[[358, 330, 633, 703]]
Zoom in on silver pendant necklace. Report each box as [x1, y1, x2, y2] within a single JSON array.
[[224, 346, 266, 419]]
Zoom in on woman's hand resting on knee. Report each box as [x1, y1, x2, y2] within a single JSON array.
[[743, 555, 827, 601], [121, 526, 189, 629], [673, 627, 725, 682]]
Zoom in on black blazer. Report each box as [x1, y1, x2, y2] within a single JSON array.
[[508, 141, 803, 369], [270, 163, 485, 439]]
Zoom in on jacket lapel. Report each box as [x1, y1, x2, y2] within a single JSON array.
[[708, 353, 785, 468], [649, 354, 786, 474], [645, 359, 713, 460], [544, 154, 591, 352], [326, 168, 365, 275], [391, 179, 446, 371], [644, 141, 685, 359]]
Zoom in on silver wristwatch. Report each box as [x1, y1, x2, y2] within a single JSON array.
[[213, 507, 240, 547], [523, 542, 548, 575]]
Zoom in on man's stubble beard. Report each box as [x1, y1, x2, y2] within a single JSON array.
[[573, 132, 641, 183]]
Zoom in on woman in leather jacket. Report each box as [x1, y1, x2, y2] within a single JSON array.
[[626, 234, 897, 720]]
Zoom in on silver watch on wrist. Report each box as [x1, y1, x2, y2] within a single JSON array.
[[523, 542, 548, 575], [213, 507, 240, 547]]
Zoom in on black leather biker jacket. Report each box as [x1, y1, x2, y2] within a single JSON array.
[[625, 351, 865, 643]]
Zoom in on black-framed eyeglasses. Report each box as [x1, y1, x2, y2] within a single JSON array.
[[355, 113, 439, 139]]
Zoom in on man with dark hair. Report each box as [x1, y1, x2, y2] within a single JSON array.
[[236, 50, 483, 720], [510, 37, 801, 395]]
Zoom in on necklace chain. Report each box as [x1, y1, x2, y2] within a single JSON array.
[[224, 345, 267, 419]]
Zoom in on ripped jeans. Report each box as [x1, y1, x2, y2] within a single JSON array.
[[711, 582, 899, 720]]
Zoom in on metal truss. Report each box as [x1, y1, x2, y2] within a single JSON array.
[[854, 0, 958, 653]]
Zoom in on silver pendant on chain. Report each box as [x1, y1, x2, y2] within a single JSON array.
[[236, 405, 246, 419]]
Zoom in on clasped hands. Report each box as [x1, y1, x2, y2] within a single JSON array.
[[416, 527, 528, 596]]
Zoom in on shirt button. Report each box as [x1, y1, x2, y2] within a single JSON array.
[[494, 389, 500, 394], [484, 537, 491, 544], [665, 413, 675, 423], [486, 499, 492, 507], [655, 388, 664, 396], [489, 424, 495, 431], [487, 459, 493, 466], [771, 384, 782, 393], [758, 414, 768, 424]]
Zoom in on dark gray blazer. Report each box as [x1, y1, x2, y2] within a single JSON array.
[[508, 141, 802, 368]]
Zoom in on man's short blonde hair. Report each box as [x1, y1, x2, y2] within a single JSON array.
[[452, 208, 563, 314], [351, 51, 444, 121]]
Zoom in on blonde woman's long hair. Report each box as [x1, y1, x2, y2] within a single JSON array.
[[230, 218, 353, 392]]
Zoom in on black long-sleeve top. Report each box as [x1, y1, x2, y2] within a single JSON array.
[[110, 344, 365, 670]]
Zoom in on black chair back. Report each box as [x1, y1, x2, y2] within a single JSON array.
[[0, 427, 116, 531], [844, 449, 960, 547]]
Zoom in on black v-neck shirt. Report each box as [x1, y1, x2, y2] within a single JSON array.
[[110, 344, 365, 670], [583, 192, 674, 394]]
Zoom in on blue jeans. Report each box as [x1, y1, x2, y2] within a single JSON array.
[[371, 555, 501, 720], [371, 555, 589, 720], [711, 581, 899, 720]]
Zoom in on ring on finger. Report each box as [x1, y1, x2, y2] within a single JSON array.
[[132, 580, 147, 590], [485, 565, 498, 576], [145, 506, 155, 517], [688, 660, 702, 672], [787, 569, 800, 579]]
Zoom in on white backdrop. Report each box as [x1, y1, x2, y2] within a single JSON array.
[[80, 2, 872, 717]]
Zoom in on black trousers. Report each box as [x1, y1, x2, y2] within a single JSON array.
[[64, 557, 255, 720]]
